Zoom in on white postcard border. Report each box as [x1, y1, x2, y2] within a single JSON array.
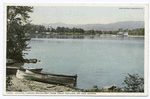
[[3, 3, 149, 96]]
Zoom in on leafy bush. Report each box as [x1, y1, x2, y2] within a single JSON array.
[[122, 73, 144, 92]]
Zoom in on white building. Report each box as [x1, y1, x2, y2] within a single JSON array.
[[123, 32, 128, 36], [45, 32, 50, 35], [35, 31, 38, 34], [117, 31, 128, 36]]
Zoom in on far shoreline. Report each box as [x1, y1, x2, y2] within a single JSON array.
[[30, 35, 144, 40], [128, 35, 144, 37]]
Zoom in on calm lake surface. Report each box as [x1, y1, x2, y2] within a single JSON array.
[[23, 36, 144, 90]]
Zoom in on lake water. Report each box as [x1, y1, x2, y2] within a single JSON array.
[[23, 36, 144, 90]]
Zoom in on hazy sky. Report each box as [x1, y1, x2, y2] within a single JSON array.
[[29, 6, 144, 24]]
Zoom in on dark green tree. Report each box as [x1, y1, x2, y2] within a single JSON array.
[[119, 28, 123, 32], [47, 27, 50, 32], [24, 23, 34, 33], [99, 30, 102, 34], [128, 30, 133, 35], [51, 28, 55, 33], [109, 31, 113, 34], [72, 27, 76, 33], [91, 30, 95, 35], [7, 6, 33, 62], [56, 27, 61, 33], [138, 28, 144, 35], [65, 27, 70, 33]]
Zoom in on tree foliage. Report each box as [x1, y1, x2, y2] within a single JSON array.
[[122, 73, 144, 92], [56, 27, 85, 34], [7, 6, 33, 62], [24, 24, 46, 33]]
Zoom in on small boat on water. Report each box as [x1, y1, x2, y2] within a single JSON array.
[[6, 59, 15, 65], [16, 69, 77, 87]]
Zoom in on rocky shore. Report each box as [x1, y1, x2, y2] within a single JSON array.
[[6, 74, 80, 92]]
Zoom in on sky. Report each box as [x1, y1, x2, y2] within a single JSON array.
[[29, 6, 144, 25]]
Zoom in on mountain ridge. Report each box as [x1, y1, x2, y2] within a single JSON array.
[[38, 21, 144, 31]]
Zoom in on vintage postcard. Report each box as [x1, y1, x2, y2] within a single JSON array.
[[3, 3, 149, 96]]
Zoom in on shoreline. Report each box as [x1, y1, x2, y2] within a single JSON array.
[[128, 35, 144, 37], [6, 74, 81, 92], [31, 36, 144, 41], [30, 35, 144, 40], [6, 64, 81, 92]]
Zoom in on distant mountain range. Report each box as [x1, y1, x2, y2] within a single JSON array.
[[39, 21, 144, 31]]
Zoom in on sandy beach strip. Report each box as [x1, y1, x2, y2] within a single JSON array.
[[6, 74, 80, 92]]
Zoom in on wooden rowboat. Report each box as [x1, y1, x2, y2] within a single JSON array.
[[6, 66, 43, 75], [16, 69, 77, 87]]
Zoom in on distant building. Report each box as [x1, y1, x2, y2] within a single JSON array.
[[123, 32, 128, 36], [117, 31, 128, 36], [45, 32, 50, 35], [117, 32, 124, 35], [35, 31, 38, 34]]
